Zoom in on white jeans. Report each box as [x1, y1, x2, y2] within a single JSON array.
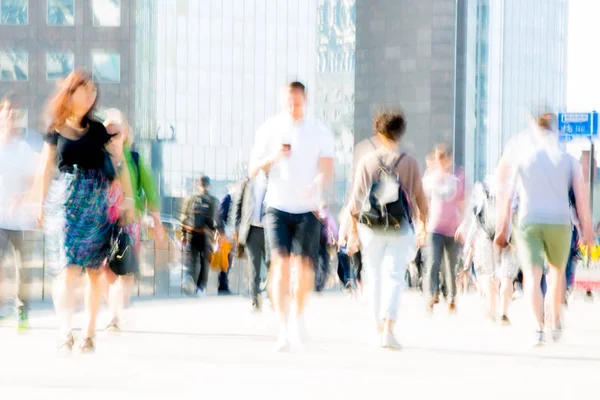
[[358, 223, 416, 324]]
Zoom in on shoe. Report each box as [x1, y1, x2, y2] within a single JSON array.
[[182, 276, 196, 296], [499, 315, 511, 325], [380, 332, 402, 350], [250, 298, 262, 313], [79, 337, 95, 354], [533, 330, 545, 347], [218, 288, 233, 296], [195, 288, 207, 298], [105, 317, 120, 332], [552, 328, 563, 342], [426, 299, 435, 314], [58, 332, 75, 354], [17, 308, 29, 332], [448, 300, 456, 313], [290, 315, 309, 347], [274, 329, 291, 353]]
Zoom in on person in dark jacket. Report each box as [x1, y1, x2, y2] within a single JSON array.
[[233, 173, 269, 311]]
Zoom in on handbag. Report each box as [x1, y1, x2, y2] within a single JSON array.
[[109, 226, 137, 276]]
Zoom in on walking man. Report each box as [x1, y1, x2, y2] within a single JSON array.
[[0, 93, 38, 330], [249, 81, 334, 351], [233, 173, 269, 311], [181, 176, 219, 296]]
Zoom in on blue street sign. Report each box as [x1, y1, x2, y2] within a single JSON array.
[[558, 111, 598, 136]]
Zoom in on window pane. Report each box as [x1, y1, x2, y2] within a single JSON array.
[[92, 0, 120, 27], [46, 51, 74, 80], [47, 0, 74, 26], [0, 50, 28, 81], [92, 51, 120, 83], [1, 0, 28, 25]]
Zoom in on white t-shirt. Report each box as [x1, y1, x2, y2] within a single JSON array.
[[251, 114, 334, 214], [0, 138, 39, 230], [503, 128, 580, 226]]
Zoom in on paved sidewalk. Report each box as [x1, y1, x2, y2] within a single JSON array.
[[1, 292, 600, 399]]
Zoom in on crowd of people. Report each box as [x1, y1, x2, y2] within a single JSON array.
[[0, 72, 595, 353]]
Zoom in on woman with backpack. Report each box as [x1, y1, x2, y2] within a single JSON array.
[[345, 109, 428, 350], [102, 109, 165, 332]]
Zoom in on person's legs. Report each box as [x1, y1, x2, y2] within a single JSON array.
[[543, 225, 572, 338], [196, 234, 210, 291], [442, 235, 459, 309], [357, 225, 385, 333], [426, 233, 445, 308], [8, 231, 29, 329], [379, 228, 415, 349], [83, 268, 103, 343], [52, 266, 80, 349], [183, 233, 199, 294], [246, 227, 265, 308]]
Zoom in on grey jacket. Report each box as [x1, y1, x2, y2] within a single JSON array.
[[233, 178, 266, 245]]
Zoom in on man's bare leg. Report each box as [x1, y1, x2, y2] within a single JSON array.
[[271, 253, 291, 351], [291, 257, 314, 345]]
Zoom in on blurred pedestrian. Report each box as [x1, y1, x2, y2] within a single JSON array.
[[233, 173, 270, 312], [180, 176, 218, 296], [495, 109, 594, 346], [249, 81, 334, 352], [0, 92, 39, 330], [101, 109, 165, 332], [38, 69, 133, 353], [345, 109, 428, 349]]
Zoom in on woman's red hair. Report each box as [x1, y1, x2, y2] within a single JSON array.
[[46, 68, 97, 131]]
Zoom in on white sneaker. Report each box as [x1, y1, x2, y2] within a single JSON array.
[[290, 315, 309, 347], [380, 332, 402, 350], [196, 288, 207, 298], [274, 329, 291, 353]]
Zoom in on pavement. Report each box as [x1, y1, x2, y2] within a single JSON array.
[[1, 291, 600, 399]]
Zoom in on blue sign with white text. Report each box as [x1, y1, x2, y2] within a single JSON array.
[[558, 112, 598, 136]]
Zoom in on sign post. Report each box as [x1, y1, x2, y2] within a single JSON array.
[[559, 111, 599, 210]]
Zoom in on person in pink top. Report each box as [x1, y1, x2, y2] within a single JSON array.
[[423, 144, 465, 312]]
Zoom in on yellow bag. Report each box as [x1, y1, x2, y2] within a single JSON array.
[[210, 236, 233, 272]]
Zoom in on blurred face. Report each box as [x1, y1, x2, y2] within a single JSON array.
[[435, 152, 452, 171], [69, 81, 97, 119], [284, 87, 306, 116], [0, 101, 20, 140]]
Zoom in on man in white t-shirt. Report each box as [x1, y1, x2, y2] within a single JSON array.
[[0, 93, 39, 330], [249, 81, 334, 351]]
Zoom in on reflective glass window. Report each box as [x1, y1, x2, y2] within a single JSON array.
[[0, 0, 27, 25], [92, 51, 120, 83], [46, 51, 74, 81], [47, 0, 74, 26], [92, 0, 120, 27], [0, 50, 28, 81]]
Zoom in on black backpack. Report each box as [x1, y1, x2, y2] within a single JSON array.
[[188, 193, 216, 231], [474, 182, 496, 240], [358, 153, 412, 230]]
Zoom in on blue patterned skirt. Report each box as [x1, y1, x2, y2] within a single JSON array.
[[44, 168, 112, 275]]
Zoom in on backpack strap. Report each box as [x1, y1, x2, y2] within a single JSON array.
[[391, 153, 406, 172]]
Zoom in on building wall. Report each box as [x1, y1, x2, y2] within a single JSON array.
[[485, 0, 568, 174], [0, 0, 136, 133], [354, 0, 460, 168]]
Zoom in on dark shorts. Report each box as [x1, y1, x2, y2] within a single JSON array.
[[264, 207, 320, 261]]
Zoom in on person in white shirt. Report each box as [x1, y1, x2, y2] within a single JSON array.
[[0, 93, 39, 330], [249, 81, 334, 351]]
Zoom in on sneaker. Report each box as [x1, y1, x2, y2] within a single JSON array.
[[17, 308, 29, 332], [499, 315, 511, 325], [290, 315, 309, 347], [380, 332, 402, 350], [533, 330, 545, 347], [195, 288, 207, 298], [105, 317, 120, 332], [552, 328, 563, 343], [274, 329, 291, 353]]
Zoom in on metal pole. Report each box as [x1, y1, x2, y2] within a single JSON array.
[[590, 140, 595, 213]]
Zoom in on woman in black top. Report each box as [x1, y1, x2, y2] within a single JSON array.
[[38, 69, 132, 353]]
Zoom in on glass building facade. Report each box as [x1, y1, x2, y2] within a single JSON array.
[[481, 0, 568, 175], [148, 0, 356, 214]]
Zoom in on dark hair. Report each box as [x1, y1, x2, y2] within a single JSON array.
[[46, 68, 98, 130], [287, 81, 306, 93], [0, 91, 22, 111], [537, 113, 557, 131], [200, 176, 211, 188], [373, 108, 407, 140]]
